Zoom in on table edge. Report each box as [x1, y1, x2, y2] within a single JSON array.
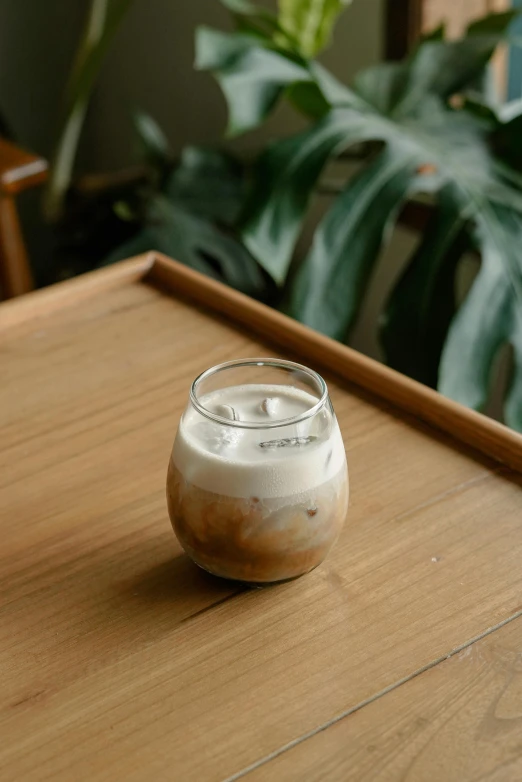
[[2, 251, 521, 472]]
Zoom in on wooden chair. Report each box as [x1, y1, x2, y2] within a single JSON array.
[[0, 138, 47, 300]]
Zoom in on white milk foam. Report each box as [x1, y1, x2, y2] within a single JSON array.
[[172, 384, 346, 498]]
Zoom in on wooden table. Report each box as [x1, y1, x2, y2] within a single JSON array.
[[1, 254, 522, 781]]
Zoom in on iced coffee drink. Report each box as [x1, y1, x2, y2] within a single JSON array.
[[167, 359, 348, 584]]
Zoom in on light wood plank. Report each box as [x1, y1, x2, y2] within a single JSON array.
[[0, 254, 152, 330], [2, 472, 522, 781], [244, 615, 522, 782], [1, 276, 522, 780], [423, 0, 509, 37]]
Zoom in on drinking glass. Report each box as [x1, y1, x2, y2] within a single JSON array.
[[166, 358, 349, 585]]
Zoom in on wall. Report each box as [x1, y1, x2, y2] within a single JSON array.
[[0, 0, 84, 279], [0, 1, 84, 156]]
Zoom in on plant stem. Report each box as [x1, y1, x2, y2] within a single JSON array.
[[44, 0, 134, 222]]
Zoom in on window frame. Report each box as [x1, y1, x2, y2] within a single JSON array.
[[384, 0, 423, 60]]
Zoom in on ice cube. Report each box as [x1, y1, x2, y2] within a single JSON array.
[[216, 428, 243, 449], [214, 404, 239, 421], [193, 421, 243, 452], [259, 436, 317, 449], [260, 397, 279, 417]]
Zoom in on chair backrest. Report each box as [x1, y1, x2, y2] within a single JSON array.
[[0, 138, 47, 300]]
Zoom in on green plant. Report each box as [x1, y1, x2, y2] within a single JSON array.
[[47, 0, 522, 430], [197, 2, 522, 430], [45, 0, 134, 221], [104, 127, 273, 299], [44, 1, 272, 299]]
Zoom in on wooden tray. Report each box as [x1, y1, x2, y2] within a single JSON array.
[[1, 253, 522, 782]]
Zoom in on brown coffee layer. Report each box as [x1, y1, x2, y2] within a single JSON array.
[[166, 460, 348, 583]]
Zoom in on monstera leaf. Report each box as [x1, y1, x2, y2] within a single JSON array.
[[105, 148, 267, 298], [278, 0, 353, 57], [241, 108, 371, 283], [438, 204, 522, 429], [201, 8, 521, 425], [492, 100, 522, 172], [382, 97, 522, 409], [289, 147, 419, 338], [195, 28, 311, 135], [166, 146, 246, 226], [380, 187, 471, 388], [221, 0, 277, 24], [238, 7, 519, 281], [105, 195, 267, 296], [195, 2, 360, 135], [242, 91, 510, 286], [220, 0, 294, 43]]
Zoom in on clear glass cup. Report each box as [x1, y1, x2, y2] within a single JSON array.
[[166, 358, 349, 585]]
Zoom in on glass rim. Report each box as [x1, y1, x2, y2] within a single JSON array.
[[189, 358, 329, 430]]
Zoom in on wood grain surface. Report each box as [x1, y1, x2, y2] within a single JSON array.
[[245, 615, 522, 781], [1, 256, 522, 781]]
